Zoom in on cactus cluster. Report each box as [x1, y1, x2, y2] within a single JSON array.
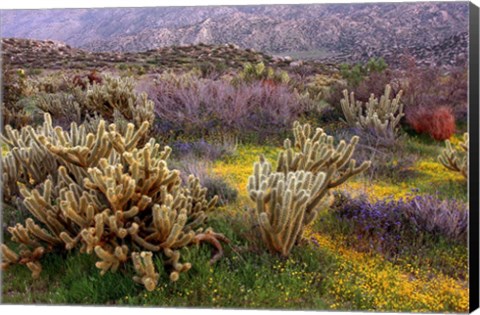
[[1, 114, 226, 291], [236, 62, 290, 85], [85, 75, 154, 128], [438, 133, 468, 178], [1, 115, 60, 206], [12, 74, 154, 137], [340, 84, 404, 139], [35, 91, 84, 123], [247, 121, 370, 256]]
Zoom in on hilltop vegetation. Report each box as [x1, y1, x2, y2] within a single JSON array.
[[2, 38, 303, 72]]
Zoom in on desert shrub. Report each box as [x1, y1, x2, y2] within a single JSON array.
[[134, 65, 147, 76], [233, 62, 290, 85], [400, 57, 468, 123], [406, 106, 456, 141], [334, 127, 416, 181], [33, 92, 84, 127], [443, 67, 468, 121], [195, 61, 228, 79], [203, 176, 238, 206], [339, 57, 388, 87], [323, 80, 349, 114], [1, 114, 228, 291], [1, 67, 33, 129], [288, 63, 320, 79], [27, 68, 43, 76], [401, 193, 468, 243], [301, 73, 340, 94], [294, 89, 329, 123], [339, 63, 364, 87], [1, 203, 31, 233], [351, 70, 399, 103], [150, 72, 304, 142], [2, 67, 28, 107], [331, 193, 406, 254], [309, 81, 347, 125], [424, 107, 456, 141], [292, 73, 341, 121], [331, 191, 468, 256], [117, 64, 128, 71], [170, 138, 236, 161], [173, 159, 238, 207], [1, 70, 85, 130], [313, 104, 343, 124], [364, 57, 388, 74]]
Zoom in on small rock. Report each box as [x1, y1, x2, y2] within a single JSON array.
[[289, 60, 303, 67], [271, 55, 284, 63]]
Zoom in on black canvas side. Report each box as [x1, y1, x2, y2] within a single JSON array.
[[469, 1, 480, 313]]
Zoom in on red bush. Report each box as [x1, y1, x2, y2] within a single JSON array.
[[428, 107, 456, 141], [406, 107, 428, 134], [406, 106, 456, 141]]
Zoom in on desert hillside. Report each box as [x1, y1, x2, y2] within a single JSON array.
[[1, 2, 469, 66]]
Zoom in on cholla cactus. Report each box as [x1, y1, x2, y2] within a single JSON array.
[[340, 84, 404, 138], [248, 157, 334, 256], [438, 133, 468, 178], [132, 252, 160, 291], [247, 121, 370, 256], [276, 121, 371, 188], [1, 114, 226, 291], [237, 62, 290, 85], [1, 114, 60, 206], [35, 92, 83, 123], [85, 75, 154, 128]]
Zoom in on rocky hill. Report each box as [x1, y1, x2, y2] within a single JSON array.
[[1, 2, 469, 67], [2, 37, 334, 73]]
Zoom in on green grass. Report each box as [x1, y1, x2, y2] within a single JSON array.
[[338, 133, 468, 202], [2, 250, 64, 304], [400, 134, 467, 201], [1, 213, 337, 309]]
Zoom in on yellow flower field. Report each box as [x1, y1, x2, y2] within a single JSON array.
[[213, 142, 469, 312]]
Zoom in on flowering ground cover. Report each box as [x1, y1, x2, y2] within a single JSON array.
[[1, 61, 469, 312], [211, 138, 469, 312]]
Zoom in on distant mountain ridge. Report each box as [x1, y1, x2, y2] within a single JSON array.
[[1, 2, 469, 66]]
